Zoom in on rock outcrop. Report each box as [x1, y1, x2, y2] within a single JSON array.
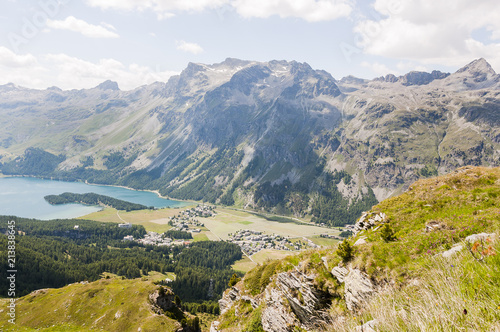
[[353, 212, 387, 235], [331, 266, 349, 283], [260, 269, 332, 331], [465, 233, 497, 243], [218, 269, 332, 332], [148, 287, 177, 314], [218, 286, 241, 315], [344, 269, 375, 311], [261, 287, 300, 332], [209, 320, 220, 332]]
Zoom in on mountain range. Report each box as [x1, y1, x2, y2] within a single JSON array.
[[1, 58, 499, 225]]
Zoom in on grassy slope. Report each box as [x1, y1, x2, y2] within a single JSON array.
[[0, 276, 180, 332], [350, 166, 500, 279], [217, 166, 500, 331]]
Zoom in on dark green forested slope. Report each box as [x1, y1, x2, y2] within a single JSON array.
[[0, 216, 241, 307]]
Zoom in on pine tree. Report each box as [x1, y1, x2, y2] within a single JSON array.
[[336, 240, 354, 263], [380, 224, 396, 242]]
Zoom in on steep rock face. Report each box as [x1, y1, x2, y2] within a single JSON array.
[[218, 286, 241, 314], [261, 287, 300, 332], [262, 270, 331, 331], [217, 269, 332, 332], [344, 269, 375, 311]]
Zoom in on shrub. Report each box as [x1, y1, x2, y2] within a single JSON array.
[[336, 240, 354, 263], [228, 273, 241, 287], [380, 224, 396, 242]]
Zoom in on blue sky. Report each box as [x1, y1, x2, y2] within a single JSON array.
[[0, 0, 499, 90]]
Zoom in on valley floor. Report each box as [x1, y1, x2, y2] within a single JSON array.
[[81, 206, 341, 272]]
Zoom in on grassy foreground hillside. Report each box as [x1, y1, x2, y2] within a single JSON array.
[[0, 275, 181, 332], [215, 166, 500, 331]]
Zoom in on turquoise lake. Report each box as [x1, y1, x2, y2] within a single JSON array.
[[0, 177, 189, 220]]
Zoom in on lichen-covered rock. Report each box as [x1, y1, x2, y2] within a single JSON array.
[[354, 237, 367, 246], [354, 319, 378, 332], [442, 244, 463, 258], [465, 233, 497, 243], [353, 212, 387, 235], [261, 269, 332, 332], [218, 286, 241, 315], [331, 266, 349, 283], [344, 269, 375, 311], [261, 287, 299, 332]]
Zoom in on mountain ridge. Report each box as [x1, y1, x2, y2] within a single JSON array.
[[0, 58, 499, 226]]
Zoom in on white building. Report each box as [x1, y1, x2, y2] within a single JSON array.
[[118, 223, 132, 229]]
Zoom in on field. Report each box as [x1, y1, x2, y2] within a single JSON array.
[[232, 250, 297, 273], [231, 256, 256, 273], [81, 207, 338, 241], [81, 206, 340, 274], [79, 206, 195, 233], [203, 208, 338, 240], [307, 235, 340, 247], [251, 249, 295, 264]]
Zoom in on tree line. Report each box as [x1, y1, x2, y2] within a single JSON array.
[[44, 192, 150, 211], [0, 216, 242, 306]]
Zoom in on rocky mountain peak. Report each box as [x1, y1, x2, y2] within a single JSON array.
[[95, 80, 120, 91], [455, 58, 496, 76], [0, 82, 20, 91], [373, 70, 449, 86], [438, 58, 499, 90], [221, 57, 252, 67], [46, 86, 62, 92], [339, 75, 367, 85]]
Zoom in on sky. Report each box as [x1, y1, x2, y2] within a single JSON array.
[[0, 0, 499, 90]]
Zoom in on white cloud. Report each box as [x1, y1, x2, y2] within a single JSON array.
[[0, 47, 177, 90], [86, 0, 353, 22], [354, 0, 500, 71], [46, 16, 119, 38], [361, 61, 397, 77], [232, 0, 352, 22], [0, 46, 38, 67], [86, 0, 228, 20], [176, 41, 204, 54]]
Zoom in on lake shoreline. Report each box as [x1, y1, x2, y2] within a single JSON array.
[[0, 176, 192, 220], [0, 173, 194, 207]]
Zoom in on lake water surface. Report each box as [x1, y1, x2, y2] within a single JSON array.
[[0, 177, 188, 220]]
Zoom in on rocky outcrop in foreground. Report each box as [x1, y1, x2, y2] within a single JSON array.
[[149, 287, 177, 314], [262, 270, 332, 331], [215, 268, 332, 332]]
